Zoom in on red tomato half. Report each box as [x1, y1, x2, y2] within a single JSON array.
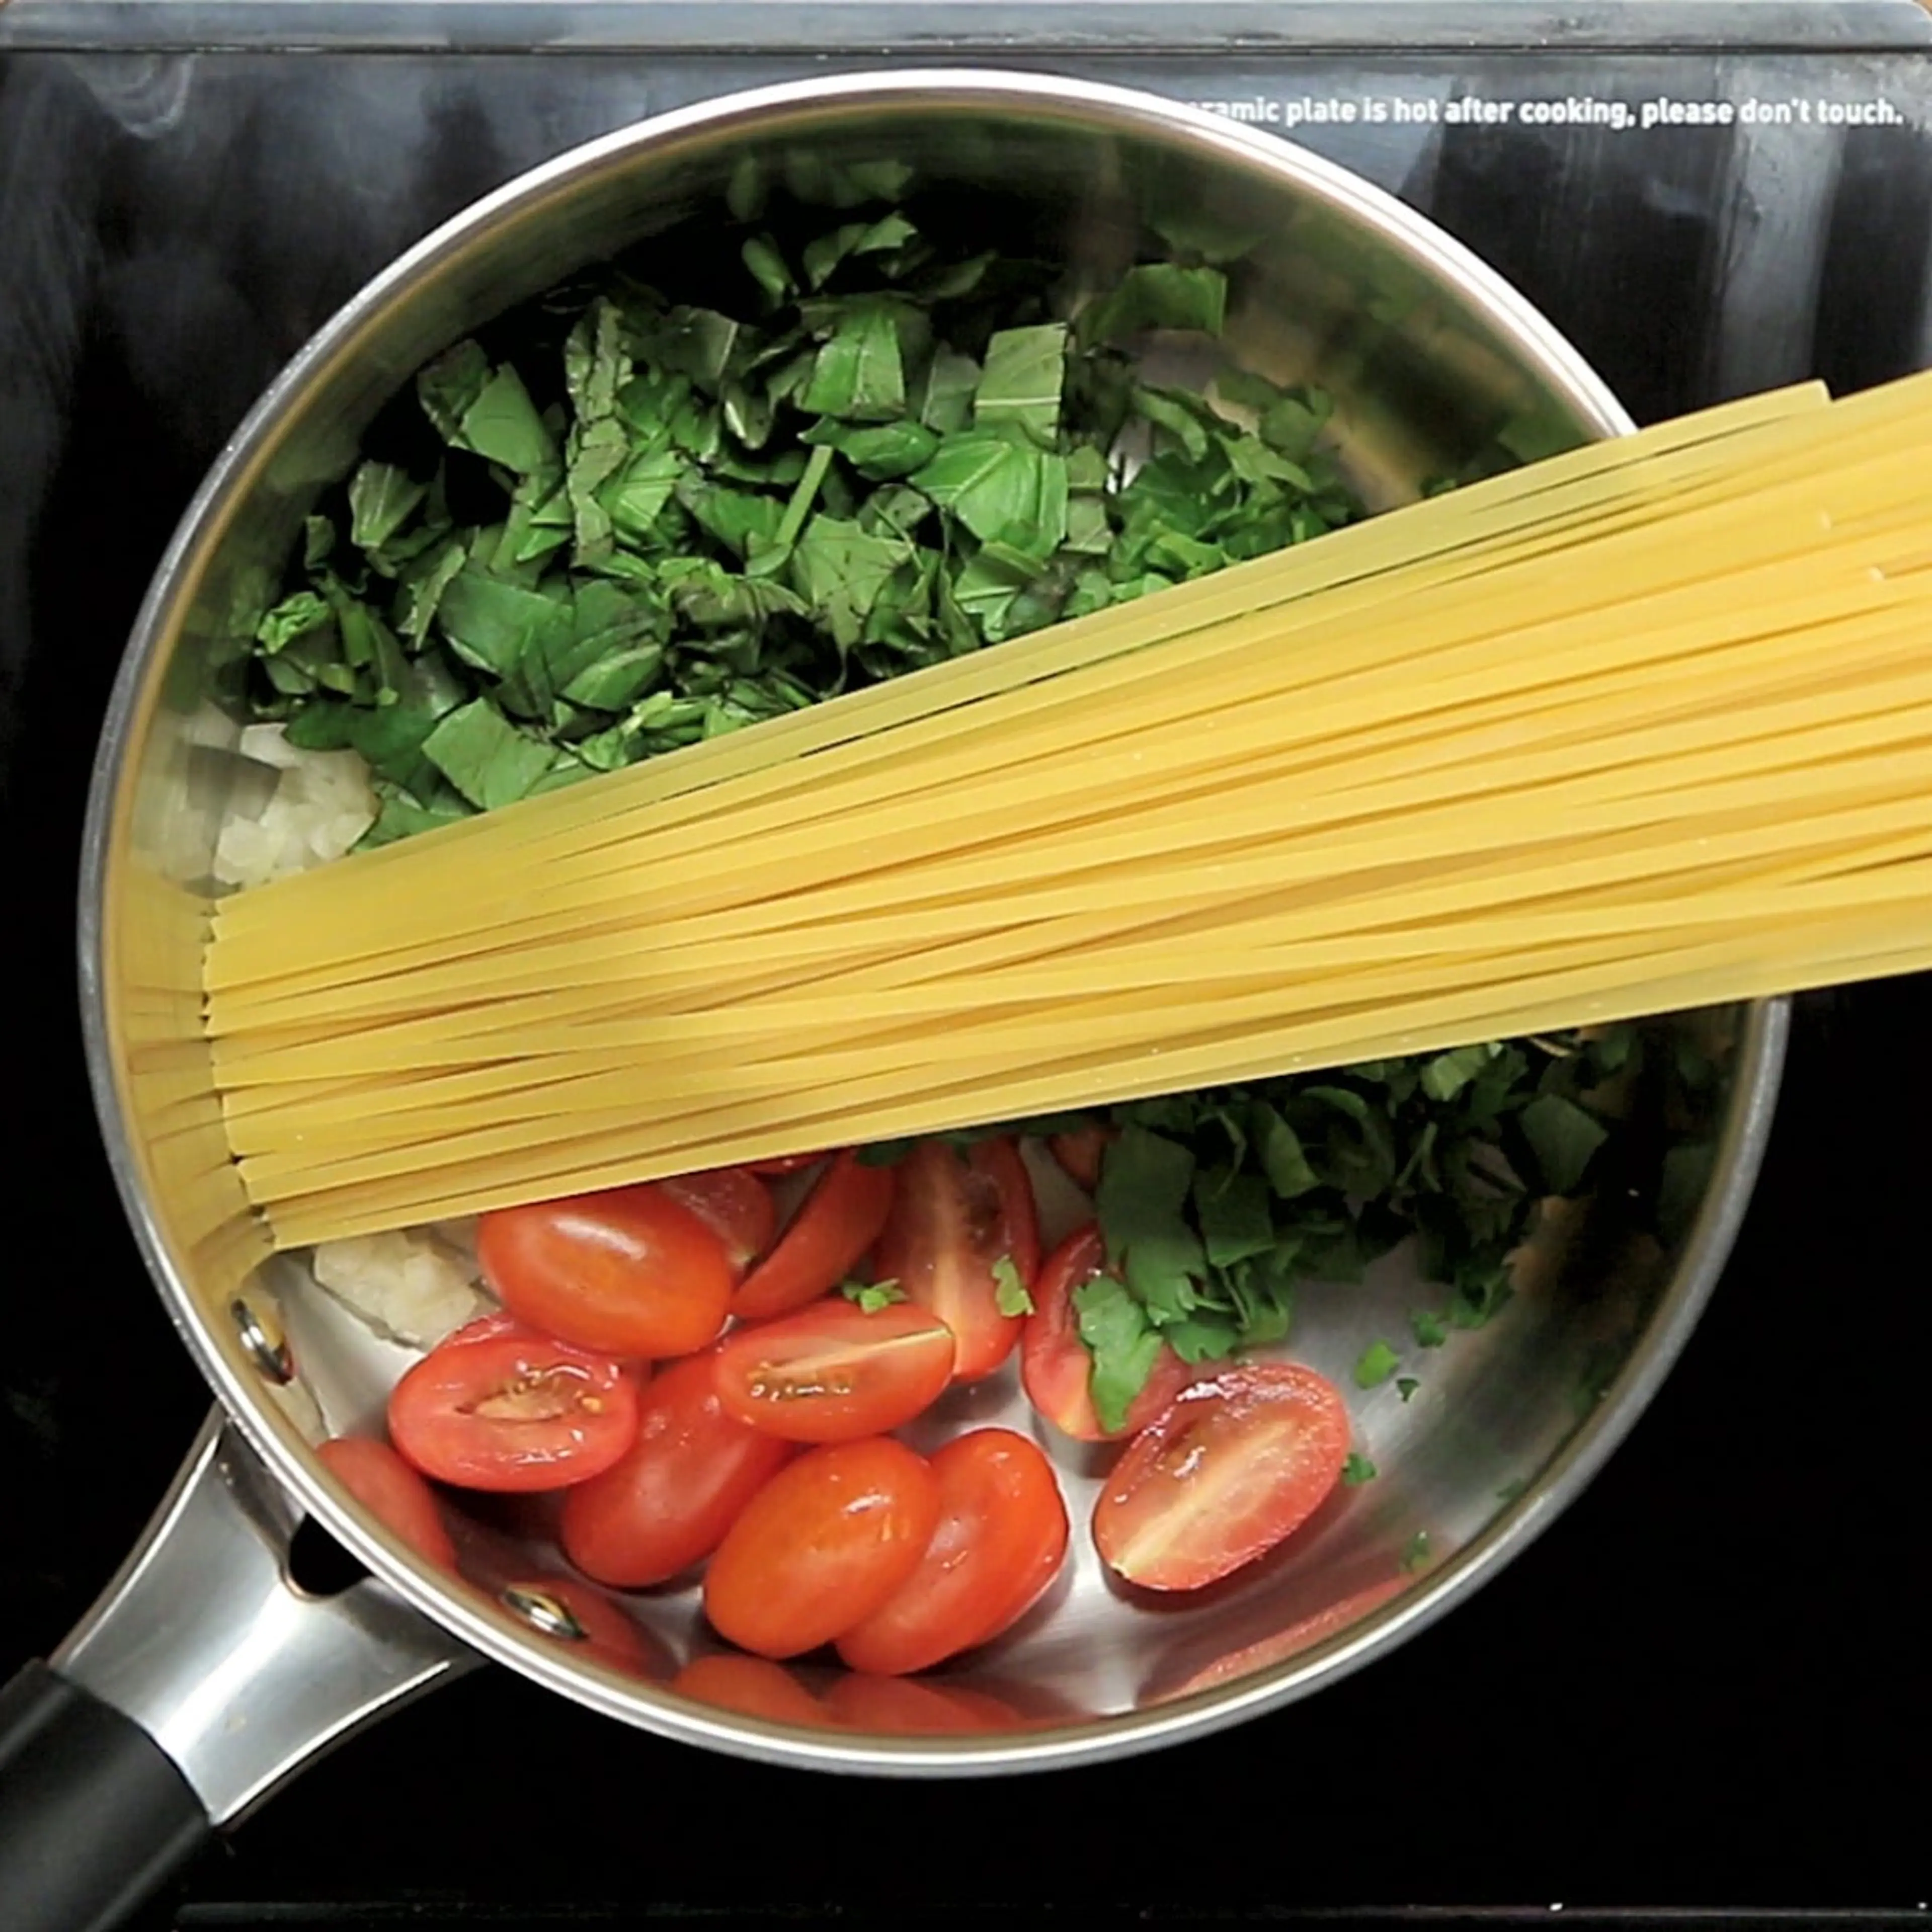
[[672, 1655, 830, 1727], [502, 1573, 658, 1676], [733, 1150, 897, 1321], [824, 1673, 1020, 1735], [388, 1325, 638, 1493], [836, 1429, 1068, 1676], [478, 1184, 734, 1359], [315, 1436, 456, 1569], [1093, 1363, 1352, 1592], [713, 1300, 955, 1443], [1049, 1126, 1114, 1192], [658, 1167, 776, 1277], [872, 1138, 1039, 1383], [559, 1351, 795, 1587], [704, 1437, 941, 1659], [1020, 1226, 1190, 1441]]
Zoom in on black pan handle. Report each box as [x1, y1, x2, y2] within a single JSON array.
[[0, 1412, 476, 1932], [0, 1660, 210, 1932]]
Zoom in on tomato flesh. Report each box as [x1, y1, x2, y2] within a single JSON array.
[[704, 1437, 941, 1658], [1048, 1126, 1113, 1191], [658, 1167, 776, 1276], [733, 1150, 897, 1321], [712, 1300, 954, 1443], [872, 1138, 1039, 1383], [387, 1324, 639, 1493], [478, 1183, 734, 1358], [836, 1428, 1068, 1675], [1093, 1362, 1352, 1591], [1021, 1225, 1190, 1440], [559, 1350, 794, 1587], [315, 1435, 456, 1569]]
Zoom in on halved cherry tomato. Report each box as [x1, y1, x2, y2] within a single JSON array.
[[733, 1150, 897, 1322], [1021, 1226, 1189, 1441], [559, 1351, 795, 1587], [1093, 1362, 1352, 1592], [871, 1138, 1039, 1382], [315, 1436, 456, 1569], [745, 1152, 826, 1177], [478, 1183, 734, 1358], [672, 1654, 831, 1727], [824, 1673, 1020, 1735], [658, 1167, 776, 1277], [388, 1323, 639, 1493], [704, 1437, 940, 1658], [836, 1429, 1068, 1676], [502, 1573, 658, 1676], [713, 1300, 954, 1443], [1049, 1126, 1114, 1192]]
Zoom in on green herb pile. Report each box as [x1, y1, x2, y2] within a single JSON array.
[[1065, 1036, 1630, 1430], [222, 166, 1703, 1432], [223, 166, 1354, 847]]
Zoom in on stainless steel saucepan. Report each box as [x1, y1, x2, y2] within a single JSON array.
[[0, 70, 1785, 1932]]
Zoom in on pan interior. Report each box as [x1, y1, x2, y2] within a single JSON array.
[[85, 75, 1773, 1763]]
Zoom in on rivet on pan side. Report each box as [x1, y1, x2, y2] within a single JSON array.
[[229, 1290, 293, 1384], [502, 1586, 587, 1642]]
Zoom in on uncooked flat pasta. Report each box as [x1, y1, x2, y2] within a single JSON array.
[[204, 371, 1932, 1246]]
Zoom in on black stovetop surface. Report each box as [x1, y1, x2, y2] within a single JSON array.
[[1, 18, 1928, 1923]]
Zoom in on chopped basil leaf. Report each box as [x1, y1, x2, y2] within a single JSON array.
[[1072, 1273, 1166, 1436], [801, 304, 907, 421], [841, 1279, 906, 1313], [991, 1253, 1034, 1318], [458, 365, 558, 474], [1078, 263, 1228, 347], [910, 430, 1067, 548], [1342, 1452, 1378, 1486], [1193, 1169, 1276, 1270], [1420, 1043, 1500, 1103], [255, 591, 332, 655], [974, 323, 1069, 448], [348, 461, 428, 554], [421, 699, 561, 810], [1518, 1093, 1610, 1195], [1354, 1340, 1402, 1390]]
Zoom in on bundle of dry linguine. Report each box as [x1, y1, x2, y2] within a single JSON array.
[[204, 372, 1932, 1245]]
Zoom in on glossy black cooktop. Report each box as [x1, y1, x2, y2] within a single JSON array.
[[2, 11, 1927, 1923]]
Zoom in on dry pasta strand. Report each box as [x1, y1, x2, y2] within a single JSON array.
[[200, 371, 1932, 1246]]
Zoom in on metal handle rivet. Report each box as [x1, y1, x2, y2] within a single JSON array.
[[502, 1586, 587, 1642], [230, 1292, 293, 1385]]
